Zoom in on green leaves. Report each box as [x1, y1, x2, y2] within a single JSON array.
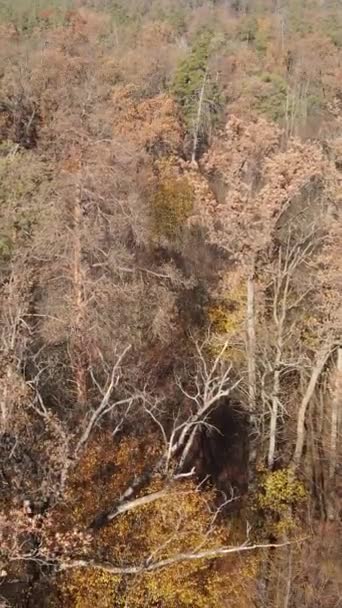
[[171, 29, 223, 140], [0, 0, 72, 31]]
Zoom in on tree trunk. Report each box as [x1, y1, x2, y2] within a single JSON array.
[[246, 270, 258, 482], [268, 267, 285, 470], [191, 67, 207, 164], [326, 347, 342, 519], [71, 181, 87, 407], [268, 367, 281, 469], [291, 344, 332, 470], [268, 296, 283, 470], [246, 273, 257, 414]]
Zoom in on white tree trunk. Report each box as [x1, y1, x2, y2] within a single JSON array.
[[329, 347, 342, 481], [246, 273, 257, 414], [268, 367, 281, 469], [246, 272, 258, 476], [72, 181, 87, 407], [191, 67, 207, 164], [292, 344, 332, 469], [268, 304, 283, 470], [268, 255, 286, 470], [327, 347, 342, 519]]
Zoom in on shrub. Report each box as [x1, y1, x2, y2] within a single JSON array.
[[255, 468, 307, 534], [151, 174, 194, 240]]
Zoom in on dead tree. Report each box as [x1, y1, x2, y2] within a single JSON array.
[[90, 334, 241, 529]]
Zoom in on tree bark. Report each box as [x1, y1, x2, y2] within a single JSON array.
[[291, 344, 332, 470], [71, 181, 87, 407], [246, 271, 258, 477], [191, 67, 207, 164], [268, 366, 281, 469], [327, 347, 342, 519], [246, 273, 257, 414], [268, 254, 287, 470]]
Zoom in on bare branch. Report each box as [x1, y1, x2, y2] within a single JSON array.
[[74, 345, 131, 456], [292, 342, 334, 469], [106, 488, 170, 522], [58, 539, 304, 576]]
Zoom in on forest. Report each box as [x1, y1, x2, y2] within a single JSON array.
[[0, 0, 341, 606]]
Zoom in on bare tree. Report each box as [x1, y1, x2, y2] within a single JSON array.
[[246, 269, 257, 416], [191, 66, 208, 164], [326, 347, 342, 520], [58, 539, 294, 576], [291, 342, 333, 470], [89, 333, 240, 529], [0, 487, 297, 583], [266, 234, 316, 469], [25, 344, 136, 501]]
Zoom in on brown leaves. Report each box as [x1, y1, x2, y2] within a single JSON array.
[[112, 85, 183, 154], [191, 115, 335, 264], [0, 360, 31, 435]]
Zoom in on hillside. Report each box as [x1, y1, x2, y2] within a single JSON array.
[[0, 1, 341, 607]]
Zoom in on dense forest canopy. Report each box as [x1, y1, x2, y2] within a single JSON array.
[[0, 0, 341, 606]]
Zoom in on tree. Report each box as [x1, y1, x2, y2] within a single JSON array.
[[0, 3, 341, 607], [0, 339, 287, 608], [171, 29, 223, 158], [191, 114, 340, 471]]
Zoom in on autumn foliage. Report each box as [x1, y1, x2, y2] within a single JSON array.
[[0, 1, 341, 607]]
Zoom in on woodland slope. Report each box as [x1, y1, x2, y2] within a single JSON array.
[[0, 1, 341, 607]]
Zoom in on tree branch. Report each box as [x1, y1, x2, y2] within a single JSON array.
[[58, 539, 304, 576]]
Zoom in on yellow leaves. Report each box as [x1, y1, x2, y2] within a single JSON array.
[[214, 554, 259, 608], [208, 298, 245, 337], [254, 16, 274, 54], [59, 440, 249, 608], [60, 568, 120, 608], [63, 433, 161, 530], [141, 480, 225, 556], [151, 173, 194, 240], [300, 313, 322, 350], [133, 563, 225, 608], [258, 468, 306, 512], [255, 468, 307, 535], [208, 275, 247, 363]]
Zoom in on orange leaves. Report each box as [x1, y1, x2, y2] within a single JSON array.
[[195, 115, 336, 262], [140, 21, 175, 47], [63, 8, 110, 41], [112, 85, 183, 154]]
